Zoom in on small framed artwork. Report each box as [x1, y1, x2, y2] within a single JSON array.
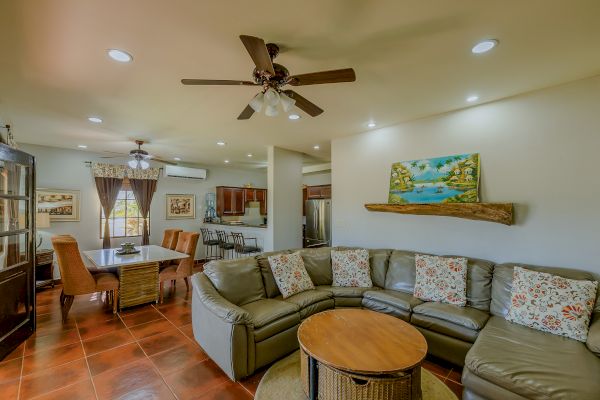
[[36, 189, 81, 222], [166, 194, 195, 219]]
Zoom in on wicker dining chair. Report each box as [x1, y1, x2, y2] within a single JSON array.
[[215, 230, 235, 259], [159, 231, 200, 303], [51, 236, 119, 322], [161, 229, 183, 250], [230, 232, 262, 258]]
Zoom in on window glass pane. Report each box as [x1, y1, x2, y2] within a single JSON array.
[[0, 199, 28, 232], [126, 218, 139, 236], [113, 218, 126, 237], [128, 200, 140, 217], [0, 162, 28, 196], [0, 232, 29, 270], [113, 200, 126, 218], [117, 190, 127, 200], [126, 191, 136, 200]]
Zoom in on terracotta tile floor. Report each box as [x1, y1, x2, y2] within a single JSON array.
[[0, 282, 463, 399]]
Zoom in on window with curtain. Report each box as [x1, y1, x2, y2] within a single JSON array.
[[99, 179, 149, 238]]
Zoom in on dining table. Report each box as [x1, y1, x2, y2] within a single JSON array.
[[83, 245, 189, 311]]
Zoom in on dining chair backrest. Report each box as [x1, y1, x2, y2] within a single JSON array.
[[174, 232, 200, 276], [161, 229, 183, 250], [51, 236, 96, 296]]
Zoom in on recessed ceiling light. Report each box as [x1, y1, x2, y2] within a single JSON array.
[[87, 116, 102, 123], [247, 153, 253, 158], [107, 49, 133, 63], [77, 144, 87, 149], [288, 114, 300, 120], [466, 95, 479, 103], [367, 122, 376, 128], [313, 145, 320, 150], [224, 159, 230, 164], [471, 39, 498, 54], [174, 157, 181, 161], [216, 141, 226, 146]]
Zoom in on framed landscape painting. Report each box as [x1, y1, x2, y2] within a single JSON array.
[[388, 153, 480, 204], [166, 194, 195, 219], [36, 189, 81, 221]]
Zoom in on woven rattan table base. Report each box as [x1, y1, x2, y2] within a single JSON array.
[[301, 348, 422, 400], [118, 262, 159, 310]]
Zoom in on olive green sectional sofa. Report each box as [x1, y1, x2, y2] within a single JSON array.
[[190, 247, 600, 400]]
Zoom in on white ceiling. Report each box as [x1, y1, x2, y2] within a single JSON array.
[[1, 0, 599, 168]]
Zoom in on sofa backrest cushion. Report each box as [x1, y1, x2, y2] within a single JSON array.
[[491, 263, 599, 317], [384, 250, 495, 311], [203, 258, 266, 306], [298, 247, 333, 286], [256, 250, 291, 298], [335, 247, 392, 288]]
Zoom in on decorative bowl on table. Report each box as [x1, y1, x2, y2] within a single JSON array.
[[116, 242, 140, 255]]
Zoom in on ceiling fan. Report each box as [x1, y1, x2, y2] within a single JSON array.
[[101, 140, 176, 169], [181, 35, 356, 119]]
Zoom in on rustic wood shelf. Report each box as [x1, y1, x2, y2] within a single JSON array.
[[364, 203, 514, 225]]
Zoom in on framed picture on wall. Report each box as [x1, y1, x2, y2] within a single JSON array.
[[166, 194, 195, 219], [36, 189, 81, 222]]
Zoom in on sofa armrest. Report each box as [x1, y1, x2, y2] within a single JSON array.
[[587, 314, 600, 356], [192, 272, 251, 325]]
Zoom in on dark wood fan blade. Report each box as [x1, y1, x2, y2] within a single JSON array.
[[237, 104, 255, 120], [239, 35, 275, 75], [283, 90, 324, 117], [181, 79, 256, 86], [149, 157, 177, 165], [288, 68, 356, 86]]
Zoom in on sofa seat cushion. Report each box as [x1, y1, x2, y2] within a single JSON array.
[[465, 316, 600, 400], [277, 289, 332, 309], [316, 285, 379, 298], [241, 299, 300, 342], [413, 302, 489, 330], [363, 289, 423, 312]]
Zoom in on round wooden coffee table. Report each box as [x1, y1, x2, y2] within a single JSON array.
[[298, 309, 428, 400]]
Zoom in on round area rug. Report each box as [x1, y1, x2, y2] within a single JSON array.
[[255, 351, 457, 400]]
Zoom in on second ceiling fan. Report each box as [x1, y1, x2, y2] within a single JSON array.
[[181, 35, 356, 119]]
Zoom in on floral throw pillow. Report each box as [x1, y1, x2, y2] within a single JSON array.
[[268, 252, 315, 298], [413, 254, 468, 306], [331, 249, 372, 288], [506, 266, 597, 342]]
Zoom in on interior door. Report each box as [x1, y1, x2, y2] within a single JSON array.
[[0, 145, 35, 360]]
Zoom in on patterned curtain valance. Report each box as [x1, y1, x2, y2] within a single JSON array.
[[92, 163, 126, 179], [92, 163, 161, 180], [126, 167, 160, 180]]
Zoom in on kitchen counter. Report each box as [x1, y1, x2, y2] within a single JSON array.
[[204, 221, 267, 229], [200, 223, 266, 259]]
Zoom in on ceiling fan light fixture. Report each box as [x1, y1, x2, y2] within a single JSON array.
[[128, 159, 138, 169], [139, 160, 150, 169], [265, 104, 279, 117], [264, 88, 280, 107], [249, 92, 264, 112], [279, 92, 296, 112]]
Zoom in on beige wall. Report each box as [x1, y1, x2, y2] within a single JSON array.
[[22, 143, 267, 277], [331, 75, 600, 274]]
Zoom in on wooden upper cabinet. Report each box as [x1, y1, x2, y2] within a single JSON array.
[[217, 186, 267, 216], [306, 185, 331, 200], [216, 186, 246, 216]]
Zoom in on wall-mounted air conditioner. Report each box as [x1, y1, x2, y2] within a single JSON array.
[[164, 165, 207, 180]]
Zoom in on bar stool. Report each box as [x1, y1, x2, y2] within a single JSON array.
[[231, 232, 262, 258], [200, 228, 221, 260], [215, 230, 235, 259]]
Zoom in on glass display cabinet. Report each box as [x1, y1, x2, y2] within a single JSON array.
[[0, 144, 35, 359]]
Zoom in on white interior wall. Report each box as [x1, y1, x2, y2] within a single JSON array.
[[265, 146, 303, 251], [302, 171, 332, 186], [21, 143, 266, 277], [332, 75, 600, 275]]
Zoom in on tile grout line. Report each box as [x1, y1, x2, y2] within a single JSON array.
[[117, 301, 181, 400], [77, 295, 101, 400]]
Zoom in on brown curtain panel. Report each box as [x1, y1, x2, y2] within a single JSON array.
[[129, 178, 157, 245], [94, 177, 123, 249]]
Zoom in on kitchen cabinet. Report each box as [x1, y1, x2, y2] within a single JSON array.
[[306, 184, 331, 199], [216, 186, 246, 216], [243, 188, 267, 215]]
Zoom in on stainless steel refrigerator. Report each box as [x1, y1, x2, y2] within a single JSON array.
[[304, 199, 332, 248]]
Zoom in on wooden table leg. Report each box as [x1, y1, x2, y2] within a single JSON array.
[[309, 355, 318, 400]]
